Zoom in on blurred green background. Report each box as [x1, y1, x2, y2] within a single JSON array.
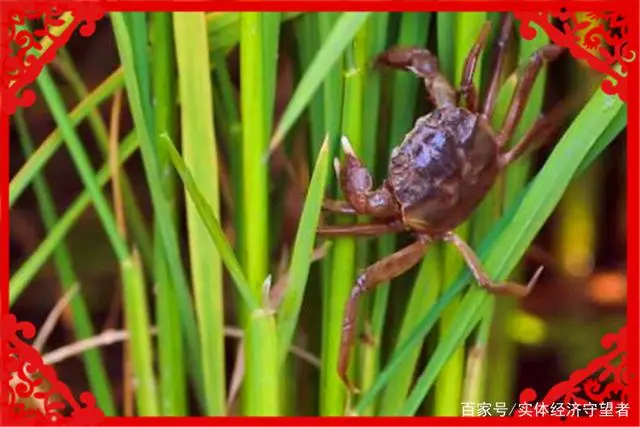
[[9, 11, 627, 417]]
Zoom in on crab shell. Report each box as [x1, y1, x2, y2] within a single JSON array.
[[387, 106, 500, 235]]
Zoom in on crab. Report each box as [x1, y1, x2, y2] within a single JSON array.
[[317, 14, 568, 393]]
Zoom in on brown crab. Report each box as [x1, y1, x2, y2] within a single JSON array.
[[317, 14, 569, 393]]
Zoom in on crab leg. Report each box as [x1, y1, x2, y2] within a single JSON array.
[[338, 235, 431, 393], [500, 96, 577, 166], [458, 21, 492, 112], [496, 44, 565, 148], [374, 46, 457, 108], [482, 13, 514, 120], [443, 232, 544, 297]]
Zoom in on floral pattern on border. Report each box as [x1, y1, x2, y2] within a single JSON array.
[[0, 1, 106, 115], [0, 314, 105, 425], [518, 325, 628, 419], [515, 7, 637, 102]]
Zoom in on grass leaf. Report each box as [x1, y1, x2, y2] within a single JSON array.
[[10, 69, 124, 206], [207, 12, 300, 53], [160, 135, 259, 311], [9, 134, 138, 304], [36, 67, 129, 261], [122, 250, 160, 415], [112, 11, 205, 400], [240, 12, 275, 301], [14, 111, 116, 414], [245, 306, 280, 415], [277, 138, 330, 365], [150, 11, 187, 416], [270, 12, 371, 149], [174, 11, 227, 415]]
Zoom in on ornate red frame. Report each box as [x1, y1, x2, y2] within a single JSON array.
[[1, 1, 637, 426]]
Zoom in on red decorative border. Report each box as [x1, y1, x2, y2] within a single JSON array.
[[515, 8, 637, 102], [1, 1, 638, 426], [0, 314, 105, 426], [518, 326, 628, 418], [0, 1, 106, 115]]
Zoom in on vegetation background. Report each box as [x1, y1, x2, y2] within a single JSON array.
[[9, 11, 627, 417]]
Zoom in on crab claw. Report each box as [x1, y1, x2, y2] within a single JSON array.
[[333, 158, 342, 180], [341, 135, 355, 156]]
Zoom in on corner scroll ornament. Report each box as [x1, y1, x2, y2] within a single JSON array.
[[0, 314, 105, 425], [518, 325, 629, 419], [0, 1, 106, 115], [515, 8, 637, 102]]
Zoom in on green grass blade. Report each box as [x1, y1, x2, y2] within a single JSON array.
[[355, 86, 625, 415], [294, 13, 326, 159], [211, 50, 243, 260], [207, 12, 300, 53], [174, 11, 227, 415], [262, 12, 281, 141], [462, 298, 494, 405], [52, 46, 154, 272], [270, 12, 371, 149], [240, 12, 273, 302], [122, 250, 160, 415], [360, 12, 389, 174], [237, 25, 281, 414], [150, 11, 186, 416], [245, 306, 280, 416], [401, 287, 489, 416], [9, 134, 138, 304], [160, 135, 259, 312], [277, 138, 330, 365], [14, 111, 116, 414], [54, 47, 110, 149], [111, 11, 205, 400], [579, 108, 626, 169], [275, 137, 330, 414], [10, 68, 124, 207], [127, 13, 154, 131], [436, 13, 456, 81], [318, 11, 347, 153], [36, 67, 129, 262]]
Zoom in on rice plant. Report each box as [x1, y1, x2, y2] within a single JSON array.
[[10, 11, 627, 417]]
